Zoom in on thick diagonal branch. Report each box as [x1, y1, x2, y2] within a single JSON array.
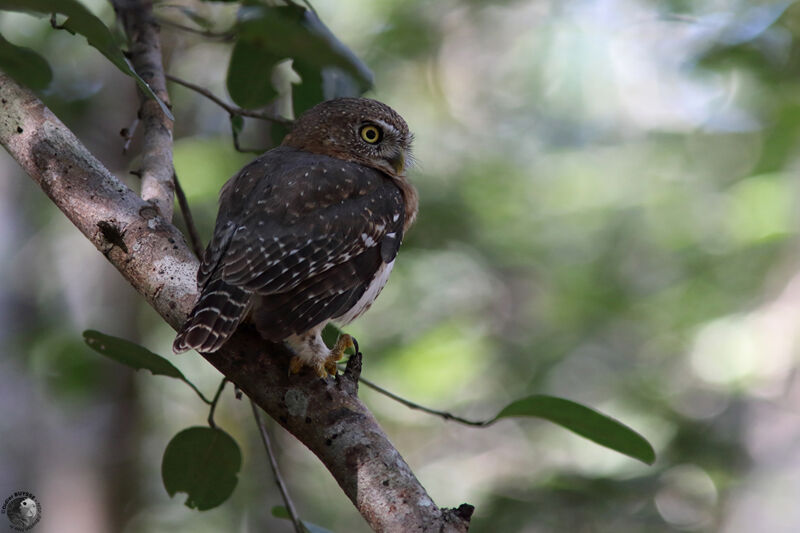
[[112, 0, 175, 220], [0, 73, 472, 532]]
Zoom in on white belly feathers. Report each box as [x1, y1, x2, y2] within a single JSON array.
[[335, 260, 395, 325]]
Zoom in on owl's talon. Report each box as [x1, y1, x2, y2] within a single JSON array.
[[324, 359, 338, 376], [287, 333, 356, 378], [323, 334, 355, 376], [289, 355, 304, 376], [314, 363, 329, 379]]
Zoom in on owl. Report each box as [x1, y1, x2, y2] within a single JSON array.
[[173, 98, 417, 377]]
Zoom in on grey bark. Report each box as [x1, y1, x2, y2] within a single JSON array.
[[112, 0, 175, 220]]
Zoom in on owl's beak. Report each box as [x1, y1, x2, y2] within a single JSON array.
[[385, 149, 407, 175]]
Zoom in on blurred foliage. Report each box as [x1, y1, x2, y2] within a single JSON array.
[[3, 0, 800, 532], [0, 0, 172, 116], [0, 33, 51, 89]]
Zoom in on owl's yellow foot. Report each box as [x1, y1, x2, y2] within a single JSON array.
[[288, 334, 356, 378], [288, 355, 305, 375], [324, 334, 355, 375]]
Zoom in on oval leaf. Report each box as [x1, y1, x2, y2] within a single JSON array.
[[493, 395, 656, 465], [291, 59, 324, 117], [0, 0, 173, 120], [226, 40, 280, 109], [83, 330, 184, 380], [272, 506, 334, 533], [231, 4, 373, 114], [236, 5, 372, 87], [162, 427, 242, 511], [0, 34, 52, 90]]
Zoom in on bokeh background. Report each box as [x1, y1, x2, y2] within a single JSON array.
[[2, 0, 800, 531]]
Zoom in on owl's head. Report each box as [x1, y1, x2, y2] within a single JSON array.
[[282, 98, 413, 177]]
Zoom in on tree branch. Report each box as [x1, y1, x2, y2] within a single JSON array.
[[112, 0, 175, 220], [0, 73, 472, 532]]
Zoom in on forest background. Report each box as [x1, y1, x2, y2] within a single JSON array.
[[1, 0, 799, 531]]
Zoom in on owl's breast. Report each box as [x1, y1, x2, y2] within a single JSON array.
[[334, 259, 395, 325]]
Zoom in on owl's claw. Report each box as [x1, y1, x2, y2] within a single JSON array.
[[288, 334, 356, 378], [324, 334, 355, 376], [288, 355, 305, 376]]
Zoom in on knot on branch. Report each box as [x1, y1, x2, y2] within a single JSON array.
[[337, 349, 362, 396], [442, 503, 475, 531], [98, 220, 128, 254]]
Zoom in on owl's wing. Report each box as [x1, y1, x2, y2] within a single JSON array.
[[175, 148, 405, 352], [173, 189, 247, 354], [219, 149, 405, 294]]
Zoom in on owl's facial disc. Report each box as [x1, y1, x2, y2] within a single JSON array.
[[281, 98, 413, 177], [357, 120, 409, 176]]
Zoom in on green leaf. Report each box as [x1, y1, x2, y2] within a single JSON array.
[[83, 330, 214, 404], [162, 427, 242, 510], [0, 33, 52, 90], [269, 120, 291, 146], [83, 330, 184, 379], [291, 59, 324, 117], [226, 40, 280, 109], [321, 323, 342, 349], [492, 395, 656, 465], [0, 0, 173, 120], [227, 4, 372, 112], [236, 5, 372, 85], [271, 506, 334, 533]]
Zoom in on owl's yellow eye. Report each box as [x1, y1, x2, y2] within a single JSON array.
[[359, 125, 382, 144]]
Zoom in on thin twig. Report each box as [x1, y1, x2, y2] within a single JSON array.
[[158, 18, 235, 41], [165, 73, 293, 125], [231, 128, 268, 154], [180, 377, 213, 405], [120, 116, 140, 154], [207, 378, 228, 429], [358, 376, 488, 427], [173, 170, 204, 258], [250, 399, 304, 533], [300, 0, 318, 15]]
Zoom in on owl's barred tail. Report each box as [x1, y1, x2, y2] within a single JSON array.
[[173, 277, 252, 354]]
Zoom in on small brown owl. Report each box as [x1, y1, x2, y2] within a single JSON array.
[[173, 98, 417, 377]]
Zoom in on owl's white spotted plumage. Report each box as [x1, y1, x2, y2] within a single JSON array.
[[173, 98, 417, 376]]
